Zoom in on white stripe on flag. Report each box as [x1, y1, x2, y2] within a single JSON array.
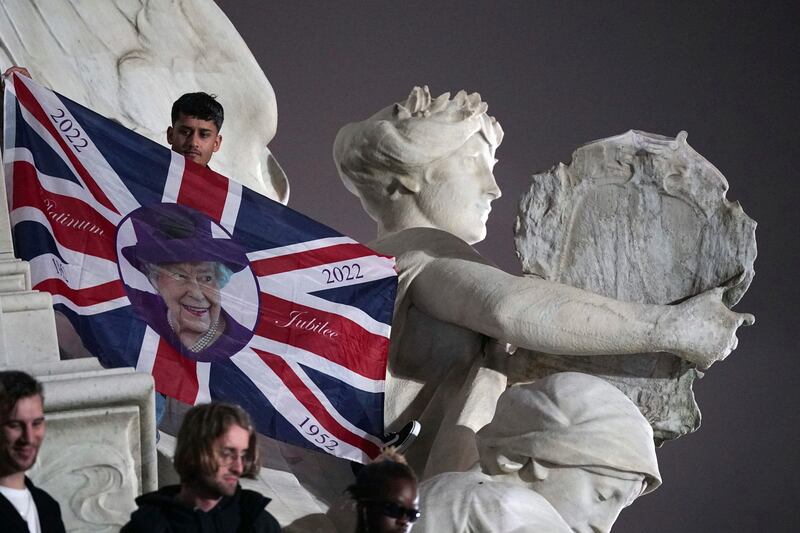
[[259, 254, 396, 294], [162, 152, 185, 202], [195, 362, 212, 405], [284, 357, 384, 446], [246, 236, 358, 262], [218, 180, 242, 235], [50, 293, 129, 315], [136, 327, 162, 374], [247, 335, 385, 393], [230, 349, 370, 462], [18, 76, 140, 215], [6, 147, 122, 225], [3, 77, 19, 206], [13, 105, 131, 223], [29, 254, 119, 290], [11, 206, 120, 272], [259, 280, 392, 338]]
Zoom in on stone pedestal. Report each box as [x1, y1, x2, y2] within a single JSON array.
[[30, 366, 157, 530]]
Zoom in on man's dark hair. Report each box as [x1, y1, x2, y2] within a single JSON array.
[[171, 92, 224, 132], [0, 371, 43, 420], [173, 402, 260, 484]]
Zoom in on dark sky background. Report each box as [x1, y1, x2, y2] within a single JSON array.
[[216, 2, 798, 531]]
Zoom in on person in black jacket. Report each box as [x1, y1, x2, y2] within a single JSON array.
[[0, 370, 66, 533], [122, 402, 281, 532]]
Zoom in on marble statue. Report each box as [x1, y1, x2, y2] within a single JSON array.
[[513, 130, 757, 442], [0, 0, 289, 203], [415, 372, 660, 533], [333, 86, 754, 477], [0, 1, 758, 522]]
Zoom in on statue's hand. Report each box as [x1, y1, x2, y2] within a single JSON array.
[[657, 287, 754, 370]]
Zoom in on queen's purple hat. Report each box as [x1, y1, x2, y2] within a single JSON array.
[[121, 203, 248, 273]]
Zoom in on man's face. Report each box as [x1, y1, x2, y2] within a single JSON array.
[[364, 477, 419, 533], [414, 133, 501, 245], [0, 395, 45, 476], [153, 262, 222, 338], [167, 112, 222, 166], [529, 466, 645, 533], [198, 423, 250, 498]]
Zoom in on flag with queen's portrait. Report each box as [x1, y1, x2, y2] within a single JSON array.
[[3, 73, 397, 463]]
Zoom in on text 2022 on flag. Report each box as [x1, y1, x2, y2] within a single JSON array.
[[3, 73, 397, 463]]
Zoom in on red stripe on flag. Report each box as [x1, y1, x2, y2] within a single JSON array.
[[12, 77, 119, 214], [176, 165, 229, 221], [13, 161, 118, 261], [151, 339, 199, 405], [253, 348, 381, 458], [34, 278, 126, 307], [251, 243, 377, 277], [255, 293, 388, 380]]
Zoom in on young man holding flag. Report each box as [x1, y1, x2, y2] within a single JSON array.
[[1, 67, 415, 467]]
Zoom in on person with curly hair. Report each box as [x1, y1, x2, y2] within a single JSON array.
[[347, 449, 420, 533]]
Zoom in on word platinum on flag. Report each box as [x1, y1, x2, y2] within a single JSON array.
[[3, 73, 397, 463]]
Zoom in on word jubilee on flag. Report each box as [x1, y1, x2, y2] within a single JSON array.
[[3, 73, 397, 463]]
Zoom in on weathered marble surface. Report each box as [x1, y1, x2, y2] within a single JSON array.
[[0, 0, 288, 202], [33, 407, 141, 530], [335, 88, 752, 484], [11, 363, 158, 533], [514, 130, 756, 442]]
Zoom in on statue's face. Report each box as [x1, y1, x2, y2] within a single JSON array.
[[416, 134, 500, 244], [529, 466, 644, 533]]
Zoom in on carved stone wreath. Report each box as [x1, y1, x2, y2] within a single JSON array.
[[513, 130, 756, 443]]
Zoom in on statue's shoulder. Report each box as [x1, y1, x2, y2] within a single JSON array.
[[370, 227, 484, 262], [419, 472, 571, 533]]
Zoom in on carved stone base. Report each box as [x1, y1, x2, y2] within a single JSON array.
[[23, 364, 157, 532]]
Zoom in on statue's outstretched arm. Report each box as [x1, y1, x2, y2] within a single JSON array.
[[410, 254, 753, 369]]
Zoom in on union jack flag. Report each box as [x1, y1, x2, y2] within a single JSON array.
[[3, 73, 396, 463]]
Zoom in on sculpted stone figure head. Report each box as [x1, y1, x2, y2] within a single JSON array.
[[477, 372, 661, 533], [334, 86, 504, 244]]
